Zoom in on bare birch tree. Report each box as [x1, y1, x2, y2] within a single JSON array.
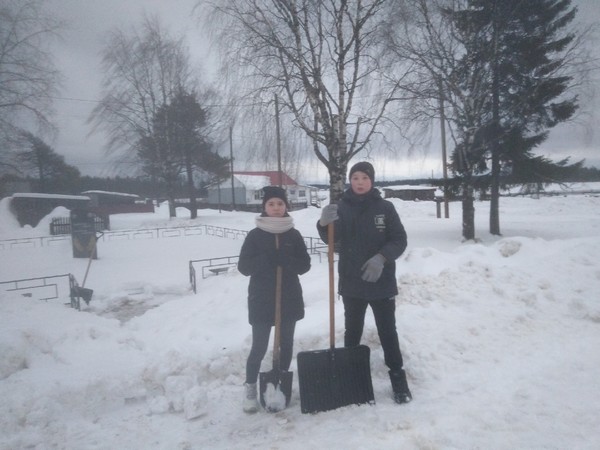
[[383, 0, 488, 239], [0, 0, 62, 173], [89, 16, 200, 216], [198, 0, 412, 200], [89, 16, 193, 161]]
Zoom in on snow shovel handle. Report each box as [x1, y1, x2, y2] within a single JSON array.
[[328, 223, 335, 349], [81, 231, 103, 287], [273, 234, 283, 368]]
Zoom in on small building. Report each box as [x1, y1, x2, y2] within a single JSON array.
[[207, 171, 312, 210], [10, 193, 91, 227], [382, 185, 439, 201]]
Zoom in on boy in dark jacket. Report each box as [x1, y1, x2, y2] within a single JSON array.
[[316, 161, 412, 404], [238, 186, 311, 413]]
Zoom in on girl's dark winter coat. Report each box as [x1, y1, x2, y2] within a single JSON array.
[[317, 188, 407, 300], [238, 228, 311, 325]]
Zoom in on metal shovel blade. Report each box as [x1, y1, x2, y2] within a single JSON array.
[[71, 286, 94, 304], [259, 369, 293, 412]]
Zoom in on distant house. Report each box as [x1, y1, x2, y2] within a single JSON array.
[[206, 171, 317, 210], [382, 185, 439, 201]]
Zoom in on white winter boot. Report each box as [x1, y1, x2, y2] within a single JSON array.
[[243, 382, 259, 414]]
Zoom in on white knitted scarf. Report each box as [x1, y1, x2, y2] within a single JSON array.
[[255, 215, 295, 234]]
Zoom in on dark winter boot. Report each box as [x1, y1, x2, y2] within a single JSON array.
[[389, 369, 412, 404]]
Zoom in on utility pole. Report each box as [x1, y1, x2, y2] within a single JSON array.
[[439, 79, 449, 218], [216, 149, 222, 213], [229, 125, 235, 210]]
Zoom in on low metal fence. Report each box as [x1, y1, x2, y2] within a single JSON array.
[[0, 273, 83, 309], [1, 223, 247, 250], [188, 256, 240, 293], [1, 222, 328, 297], [50, 215, 108, 235], [1, 223, 322, 251], [188, 236, 326, 293], [0, 235, 70, 250]]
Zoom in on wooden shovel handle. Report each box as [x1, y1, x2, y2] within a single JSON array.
[[273, 234, 283, 367], [328, 223, 335, 349], [81, 231, 103, 287]]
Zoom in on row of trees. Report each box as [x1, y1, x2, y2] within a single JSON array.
[[1, 0, 596, 239], [0, 4, 229, 219], [200, 0, 593, 239], [390, 0, 586, 238]]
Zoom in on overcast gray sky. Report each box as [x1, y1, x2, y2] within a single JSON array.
[[45, 0, 600, 183]]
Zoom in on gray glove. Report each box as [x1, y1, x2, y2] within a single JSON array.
[[319, 204, 339, 226], [361, 254, 386, 282]]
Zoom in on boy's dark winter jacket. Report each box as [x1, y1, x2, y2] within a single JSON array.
[[238, 228, 311, 325], [317, 188, 407, 300]]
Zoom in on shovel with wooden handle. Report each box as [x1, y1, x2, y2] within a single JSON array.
[[259, 234, 293, 412], [297, 222, 375, 414]]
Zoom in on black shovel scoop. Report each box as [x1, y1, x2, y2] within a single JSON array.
[[70, 231, 103, 309]]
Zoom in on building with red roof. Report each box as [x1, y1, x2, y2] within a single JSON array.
[[206, 171, 320, 210]]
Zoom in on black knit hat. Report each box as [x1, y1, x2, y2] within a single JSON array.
[[262, 186, 289, 208], [349, 161, 375, 183]]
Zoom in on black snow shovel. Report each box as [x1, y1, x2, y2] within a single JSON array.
[[259, 234, 293, 412], [71, 231, 103, 308], [297, 223, 375, 414]]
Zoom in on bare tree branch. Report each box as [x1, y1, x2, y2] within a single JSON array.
[[0, 0, 62, 172], [198, 0, 416, 198]]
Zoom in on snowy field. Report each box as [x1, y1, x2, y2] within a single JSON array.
[[1, 183, 600, 450]]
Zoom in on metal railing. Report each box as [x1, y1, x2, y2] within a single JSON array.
[[1, 223, 329, 251], [50, 215, 107, 235], [1, 222, 328, 296], [0, 235, 71, 250], [188, 236, 326, 294], [0, 273, 84, 309], [188, 255, 240, 293], [0, 223, 252, 250]]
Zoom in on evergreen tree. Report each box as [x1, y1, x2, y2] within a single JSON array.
[[18, 132, 81, 194], [137, 90, 229, 218], [453, 0, 579, 235]]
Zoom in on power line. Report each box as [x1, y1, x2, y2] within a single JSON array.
[[46, 94, 263, 109], [46, 95, 101, 104]]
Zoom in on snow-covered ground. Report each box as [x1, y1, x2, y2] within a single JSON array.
[[1, 184, 600, 449]]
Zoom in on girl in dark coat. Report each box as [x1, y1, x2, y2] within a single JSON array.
[[238, 186, 311, 413], [317, 161, 412, 404]]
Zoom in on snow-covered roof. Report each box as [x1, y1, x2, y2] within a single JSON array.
[[211, 173, 298, 191], [81, 190, 141, 198], [12, 193, 90, 201], [234, 171, 299, 186], [234, 174, 271, 190]]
